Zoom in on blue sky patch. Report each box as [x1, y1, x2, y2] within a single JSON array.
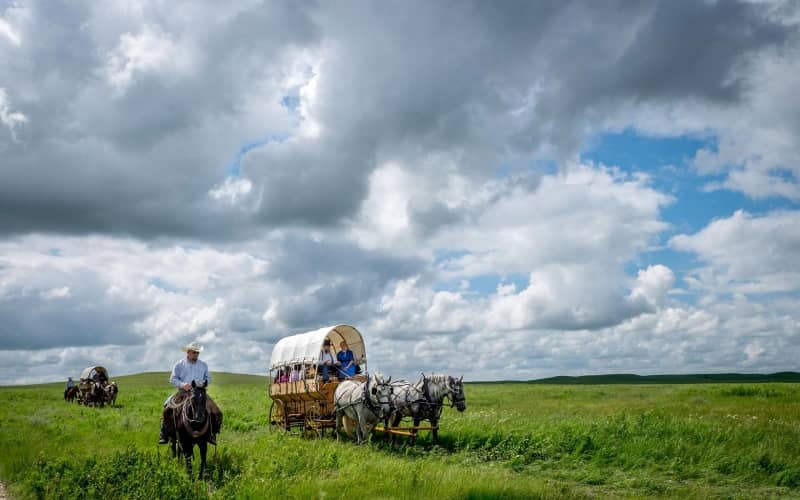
[[583, 130, 799, 235], [147, 277, 185, 294], [281, 95, 300, 111], [226, 134, 289, 177], [434, 272, 529, 297]]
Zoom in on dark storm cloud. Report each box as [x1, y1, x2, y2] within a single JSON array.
[[256, 232, 426, 329], [609, 1, 790, 102], [1, 1, 794, 236], [0, 275, 146, 350], [266, 232, 424, 285], [0, 0, 318, 238], [243, 0, 794, 224]]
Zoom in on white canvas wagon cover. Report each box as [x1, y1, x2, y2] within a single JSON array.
[[269, 324, 365, 369], [80, 366, 108, 381]]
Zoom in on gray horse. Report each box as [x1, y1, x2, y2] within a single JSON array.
[[334, 372, 394, 444], [389, 373, 466, 445]]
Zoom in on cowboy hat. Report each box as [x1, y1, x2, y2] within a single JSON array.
[[182, 341, 204, 352]]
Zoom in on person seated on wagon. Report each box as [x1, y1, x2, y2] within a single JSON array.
[[278, 367, 290, 383], [158, 341, 223, 445], [336, 340, 356, 378], [318, 339, 335, 382], [289, 364, 301, 382]]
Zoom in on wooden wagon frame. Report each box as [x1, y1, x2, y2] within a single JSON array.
[[268, 324, 368, 437]]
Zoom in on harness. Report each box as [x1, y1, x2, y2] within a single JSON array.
[[392, 376, 447, 420], [362, 375, 380, 415], [421, 376, 445, 419], [167, 389, 212, 440], [334, 376, 388, 418]]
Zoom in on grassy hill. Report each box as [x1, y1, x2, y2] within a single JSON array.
[[112, 371, 270, 386], [525, 371, 800, 385], [1, 374, 799, 498], [13, 371, 800, 389]]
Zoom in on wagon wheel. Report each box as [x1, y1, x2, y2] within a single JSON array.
[[268, 401, 287, 434], [303, 405, 324, 439]]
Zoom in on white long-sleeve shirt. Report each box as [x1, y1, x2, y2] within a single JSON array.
[[169, 357, 211, 389]]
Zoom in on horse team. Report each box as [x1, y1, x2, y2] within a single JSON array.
[[334, 371, 467, 445], [64, 367, 119, 408]]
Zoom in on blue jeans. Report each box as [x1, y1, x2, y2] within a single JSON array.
[[319, 363, 331, 381]]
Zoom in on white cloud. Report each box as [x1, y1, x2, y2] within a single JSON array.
[[1, 2, 799, 384], [103, 24, 195, 94], [0, 88, 27, 143], [41, 286, 71, 300], [0, 17, 20, 47], [630, 265, 675, 308], [209, 177, 253, 205], [670, 210, 800, 294]]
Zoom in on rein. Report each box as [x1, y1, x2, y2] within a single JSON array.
[[174, 390, 211, 439], [362, 375, 380, 414], [419, 377, 444, 411], [336, 377, 388, 417]]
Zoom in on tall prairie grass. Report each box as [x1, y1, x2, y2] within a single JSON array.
[[1, 373, 798, 499]]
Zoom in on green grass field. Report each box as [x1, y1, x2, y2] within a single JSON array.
[[1, 373, 799, 499]]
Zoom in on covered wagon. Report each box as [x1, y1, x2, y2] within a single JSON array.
[[268, 324, 368, 436], [77, 365, 110, 407]]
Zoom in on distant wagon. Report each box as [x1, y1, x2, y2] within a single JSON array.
[[268, 324, 367, 436], [78, 365, 110, 407]]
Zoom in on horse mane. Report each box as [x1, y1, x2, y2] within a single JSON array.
[[370, 371, 388, 384], [415, 373, 450, 403]]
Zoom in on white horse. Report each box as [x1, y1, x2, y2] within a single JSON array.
[[334, 372, 394, 444], [389, 373, 466, 445]]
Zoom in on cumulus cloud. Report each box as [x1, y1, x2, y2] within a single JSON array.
[[670, 210, 800, 294], [0, 88, 27, 143], [1, 1, 799, 383], [2, 1, 796, 237]]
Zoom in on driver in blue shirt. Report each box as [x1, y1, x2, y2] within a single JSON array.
[[336, 340, 356, 378]]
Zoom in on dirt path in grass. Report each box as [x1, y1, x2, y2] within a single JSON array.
[[0, 481, 7, 499]]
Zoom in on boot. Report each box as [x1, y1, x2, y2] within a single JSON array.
[[158, 423, 169, 444]]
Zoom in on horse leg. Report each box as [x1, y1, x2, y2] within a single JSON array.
[[354, 413, 364, 444], [335, 410, 342, 441], [358, 420, 367, 444], [198, 440, 207, 481], [411, 415, 421, 446], [431, 414, 439, 445], [391, 413, 402, 446], [183, 442, 193, 476]]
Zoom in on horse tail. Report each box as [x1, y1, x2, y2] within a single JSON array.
[[341, 415, 355, 437]]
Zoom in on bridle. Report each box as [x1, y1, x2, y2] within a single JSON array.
[[362, 374, 393, 417], [180, 386, 209, 438]]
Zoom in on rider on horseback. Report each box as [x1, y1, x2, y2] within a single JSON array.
[[159, 341, 223, 445]]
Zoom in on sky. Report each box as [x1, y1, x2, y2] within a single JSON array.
[[1, 0, 799, 385]]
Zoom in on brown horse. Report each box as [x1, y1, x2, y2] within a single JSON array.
[[168, 381, 217, 479], [64, 386, 79, 402]]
